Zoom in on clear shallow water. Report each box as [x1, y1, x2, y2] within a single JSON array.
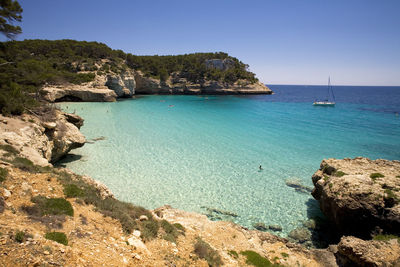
[[59, 85, 400, 237]]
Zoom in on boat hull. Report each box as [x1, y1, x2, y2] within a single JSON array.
[[313, 102, 335, 106]]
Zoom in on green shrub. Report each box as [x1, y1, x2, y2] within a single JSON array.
[[63, 184, 84, 198], [373, 234, 400, 244], [173, 223, 185, 233], [10, 157, 35, 172], [56, 170, 156, 234], [141, 220, 160, 241], [228, 250, 238, 259], [14, 230, 25, 243], [29, 196, 74, 216], [160, 220, 185, 243], [240, 250, 284, 267], [0, 167, 8, 183], [334, 171, 346, 177], [280, 252, 289, 258], [0, 144, 19, 155], [194, 237, 223, 267], [45, 232, 68, 245], [396, 175, 400, 178], [370, 173, 385, 181], [384, 189, 398, 201]]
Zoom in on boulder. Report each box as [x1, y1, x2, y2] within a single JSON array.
[[311, 157, 400, 238], [139, 215, 148, 221], [64, 113, 84, 129], [3, 189, 11, 199], [127, 236, 149, 254]]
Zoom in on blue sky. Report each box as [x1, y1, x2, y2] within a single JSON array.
[[6, 0, 400, 85]]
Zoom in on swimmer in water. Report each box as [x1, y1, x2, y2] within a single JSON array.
[[259, 165, 263, 171]]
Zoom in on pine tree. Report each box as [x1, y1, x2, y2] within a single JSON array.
[[0, 0, 23, 39]]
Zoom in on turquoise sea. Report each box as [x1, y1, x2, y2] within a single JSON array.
[[59, 85, 400, 237]]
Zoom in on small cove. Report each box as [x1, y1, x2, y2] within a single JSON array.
[[59, 85, 400, 237]]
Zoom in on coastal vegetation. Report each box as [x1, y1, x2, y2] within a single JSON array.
[[193, 237, 223, 267], [240, 250, 284, 267], [0, 39, 258, 115], [0, 167, 7, 183], [45, 231, 68, 245]]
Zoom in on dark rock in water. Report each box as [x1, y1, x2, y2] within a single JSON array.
[[201, 206, 238, 218], [92, 136, 106, 142], [268, 224, 283, 232], [205, 213, 222, 221], [253, 222, 268, 231], [288, 227, 311, 243], [86, 136, 106, 144], [285, 179, 313, 194], [303, 219, 317, 230]]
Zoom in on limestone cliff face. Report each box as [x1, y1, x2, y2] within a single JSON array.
[[134, 71, 272, 95], [105, 69, 136, 97], [311, 157, 400, 238], [42, 85, 117, 102], [0, 111, 85, 166]]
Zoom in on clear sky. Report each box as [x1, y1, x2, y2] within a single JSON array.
[[6, 0, 400, 86]]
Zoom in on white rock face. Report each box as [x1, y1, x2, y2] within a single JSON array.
[[105, 70, 135, 97], [42, 86, 117, 102], [0, 112, 86, 166]]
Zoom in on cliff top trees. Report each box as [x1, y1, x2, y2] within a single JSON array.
[[0, 0, 23, 39]]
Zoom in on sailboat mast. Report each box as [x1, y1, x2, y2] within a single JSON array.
[[328, 76, 330, 97]]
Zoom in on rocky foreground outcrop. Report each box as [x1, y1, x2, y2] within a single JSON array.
[[312, 157, 400, 238], [0, 110, 85, 165]]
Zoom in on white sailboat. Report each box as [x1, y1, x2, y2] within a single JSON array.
[[313, 77, 336, 106]]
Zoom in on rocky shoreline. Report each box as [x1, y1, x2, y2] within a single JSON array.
[[1, 110, 400, 266], [41, 69, 272, 103]]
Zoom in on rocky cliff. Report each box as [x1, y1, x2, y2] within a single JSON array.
[[134, 70, 272, 95], [311, 157, 400, 238], [0, 110, 85, 165], [42, 70, 271, 102]]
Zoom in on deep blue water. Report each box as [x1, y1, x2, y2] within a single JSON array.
[[59, 84, 400, 237]]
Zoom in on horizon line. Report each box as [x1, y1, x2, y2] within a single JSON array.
[[266, 83, 400, 87]]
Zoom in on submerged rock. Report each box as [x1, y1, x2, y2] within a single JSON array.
[[288, 227, 311, 243], [201, 206, 238, 218], [253, 222, 268, 231], [285, 178, 313, 194], [268, 224, 283, 232], [311, 157, 400, 238]]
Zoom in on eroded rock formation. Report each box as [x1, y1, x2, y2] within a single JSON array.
[[0, 110, 85, 165], [311, 157, 400, 238]]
